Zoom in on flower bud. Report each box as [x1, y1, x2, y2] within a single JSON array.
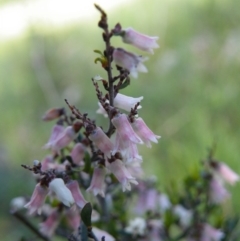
[[121, 27, 159, 54], [42, 108, 64, 121], [49, 178, 74, 207]]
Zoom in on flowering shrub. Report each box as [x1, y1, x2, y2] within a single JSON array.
[[10, 4, 240, 241]]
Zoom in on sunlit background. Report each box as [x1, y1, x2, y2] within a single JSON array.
[[0, 0, 239, 240]]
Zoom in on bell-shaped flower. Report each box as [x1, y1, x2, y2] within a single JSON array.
[[112, 114, 142, 154], [49, 178, 74, 207], [201, 224, 225, 241], [88, 127, 114, 158], [173, 205, 193, 227], [209, 177, 230, 204], [132, 117, 160, 148], [42, 108, 64, 121], [66, 208, 80, 231], [113, 48, 148, 78], [212, 161, 239, 185], [125, 217, 146, 236], [71, 143, 86, 166], [108, 159, 138, 191], [66, 180, 87, 209], [24, 183, 49, 215], [121, 27, 159, 54], [87, 166, 106, 197], [44, 124, 65, 148], [97, 93, 143, 117], [39, 209, 60, 237], [114, 93, 143, 111]]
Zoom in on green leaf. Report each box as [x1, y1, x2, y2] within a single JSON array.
[[118, 77, 130, 90], [81, 203, 92, 228], [94, 49, 104, 56]]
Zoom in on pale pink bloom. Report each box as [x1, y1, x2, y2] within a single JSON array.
[[24, 183, 48, 215], [113, 48, 148, 78], [132, 117, 160, 148], [88, 127, 114, 158], [49, 178, 74, 207], [42, 108, 64, 121], [209, 177, 230, 204], [44, 125, 77, 153], [125, 217, 146, 236], [121, 27, 159, 54], [97, 94, 143, 117], [92, 227, 115, 241], [173, 205, 193, 227], [39, 209, 60, 237], [66, 208, 80, 231], [112, 114, 142, 154], [108, 159, 138, 191], [41, 155, 54, 171], [66, 180, 87, 209], [201, 224, 225, 241], [214, 162, 239, 185], [51, 126, 77, 153], [125, 160, 144, 178], [123, 143, 142, 163], [71, 143, 86, 166], [114, 93, 143, 111], [87, 166, 106, 197], [44, 124, 65, 148]]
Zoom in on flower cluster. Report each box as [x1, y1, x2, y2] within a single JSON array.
[[10, 4, 239, 241]]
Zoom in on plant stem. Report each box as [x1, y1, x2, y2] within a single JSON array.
[[11, 211, 50, 241]]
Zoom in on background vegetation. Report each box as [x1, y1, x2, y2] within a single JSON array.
[[0, 0, 239, 239]]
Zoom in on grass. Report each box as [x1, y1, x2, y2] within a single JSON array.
[[0, 0, 240, 239]]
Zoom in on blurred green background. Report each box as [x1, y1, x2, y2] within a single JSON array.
[[0, 0, 239, 240]]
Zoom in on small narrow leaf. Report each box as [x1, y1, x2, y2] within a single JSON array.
[[81, 202, 92, 228]]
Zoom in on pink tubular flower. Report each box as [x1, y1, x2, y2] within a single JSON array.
[[39, 209, 60, 237], [201, 224, 225, 241], [121, 27, 159, 54], [71, 143, 86, 166], [66, 180, 87, 209], [44, 124, 65, 148], [113, 48, 148, 78], [41, 155, 54, 172], [112, 114, 142, 154], [209, 177, 230, 204], [49, 178, 74, 207], [108, 159, 138, 191], [24, 183, 48, 215], [87, 166, 106, 197], [66, 208, 80, 231], [42, 108, 64, 121], [132, 117, 160, 148], [88, 127, 114, 158], [213, 162, 239, 185]]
